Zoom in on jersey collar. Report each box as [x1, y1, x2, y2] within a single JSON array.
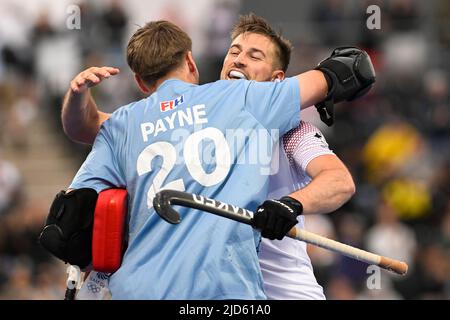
[[156, 79, 197, 92]]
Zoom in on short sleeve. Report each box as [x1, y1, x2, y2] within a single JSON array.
[[283, 121, 335, 172], [69, 121, 125, 192], [244, 77, 300, 136]]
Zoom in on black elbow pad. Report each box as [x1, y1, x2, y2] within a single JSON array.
[[38, 188, 98, 268], [315, 46, 376, 126]]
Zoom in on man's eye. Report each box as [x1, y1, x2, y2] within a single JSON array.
[[229, 51, 239, 56]]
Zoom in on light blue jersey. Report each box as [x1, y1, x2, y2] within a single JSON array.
[[70, 78, 300, 299]]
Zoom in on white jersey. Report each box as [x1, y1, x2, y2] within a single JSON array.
[[259, 121, 334, 300]]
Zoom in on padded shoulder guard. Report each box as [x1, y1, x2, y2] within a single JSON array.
[[92, 188, 128, 273], [38, 188, 98, 268], [315, 46, 376, 126]]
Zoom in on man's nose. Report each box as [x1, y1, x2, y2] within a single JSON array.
[[233, 53, 246, 68]]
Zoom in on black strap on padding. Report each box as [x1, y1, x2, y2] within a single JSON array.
[[315, 99, 334, 126]]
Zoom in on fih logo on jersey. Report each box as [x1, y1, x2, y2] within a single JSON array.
[[160, 95, 184, 112]]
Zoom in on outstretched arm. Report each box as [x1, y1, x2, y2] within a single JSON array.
[[62, 67, 118, 144], [296, 70, 328, 110]]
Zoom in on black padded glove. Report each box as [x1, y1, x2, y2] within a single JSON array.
[[252, 196, 303, 240], [315, 46, 376, 126]]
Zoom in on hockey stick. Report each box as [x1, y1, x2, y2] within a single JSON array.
[[153, 189, 408, 275], [64, 265, 82, 300]]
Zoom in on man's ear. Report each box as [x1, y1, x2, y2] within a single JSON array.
[[271, 70, 285, 82], [134, 74, 151, 94], [186, 51, 199, 78]]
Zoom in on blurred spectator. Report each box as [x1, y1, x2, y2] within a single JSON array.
[[382, 33, 427, 78], [386, 0, 420, 32], [422, 69, 450, 145], [0, 155, 22, 216], [365, 199, 417, 273], [31, 11, 56, 45], [442, 201, 450, 247], [312, 0, 352, 46], [396, 241, 450, 299], [0, 198, 66, 299], [98, 0, 129, 68], [362, 121, 430, 185], [326, 276, 358, 300], [77, 1, 105, 58], [382, 178, 432, 220], [202, 0, 240, 83], [4, 79, 38, 150], [100, 0, 128, 49], [333, 213, 368, 288], [32, 262, 66, 300], [305, 214, 338, 286], [0, 257, 34, 300], [436, 0, 450, 46]]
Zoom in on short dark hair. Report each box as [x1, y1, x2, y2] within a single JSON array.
[[127, 20, 192, 86], [230, 13, 293, 72]]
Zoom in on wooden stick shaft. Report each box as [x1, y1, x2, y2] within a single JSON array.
[[287, 228, 408, 275]]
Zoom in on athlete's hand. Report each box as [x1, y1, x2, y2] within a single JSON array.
[[252, 197, 303, 240], [70, 66, 120, 94]]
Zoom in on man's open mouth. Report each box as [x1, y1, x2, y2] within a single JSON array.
[[228, 70, 248, 80]]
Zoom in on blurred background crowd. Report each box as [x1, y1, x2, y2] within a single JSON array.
[[0, 0, 448, 300]]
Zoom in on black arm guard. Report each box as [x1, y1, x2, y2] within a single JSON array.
[[38, 188, 98, 268], [315, 46, 376, 126]]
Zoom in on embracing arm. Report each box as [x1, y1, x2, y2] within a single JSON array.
[[296, 70, 328, 110], [289, 155, 355, 215], [62, 67, 117, 144], [252, 154, 355, 240], [252, 122, 355, 239]]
